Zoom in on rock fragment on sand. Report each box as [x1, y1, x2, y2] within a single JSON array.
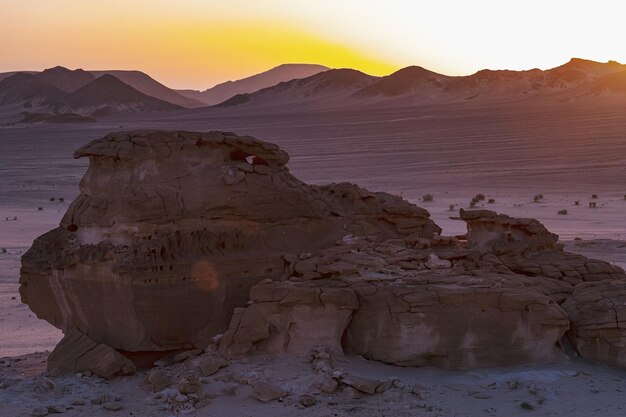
[[31, 407, 49, 417], [299, 394, 317, 407], [102, 402, 123, 411], [47, 328, 135, 378], [251, 380, 289, 402]]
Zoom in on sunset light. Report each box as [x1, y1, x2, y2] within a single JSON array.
[[2, 0, 625, 88]]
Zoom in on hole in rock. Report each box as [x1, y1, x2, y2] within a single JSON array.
[[229, 149, 250, 162]]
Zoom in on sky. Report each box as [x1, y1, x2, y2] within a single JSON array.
[[1, 0, 625, 89]]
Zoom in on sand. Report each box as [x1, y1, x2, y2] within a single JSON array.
[[1, 98, 626, 415]]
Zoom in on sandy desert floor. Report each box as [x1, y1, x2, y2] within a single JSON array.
[[1, 99, 625, 415]]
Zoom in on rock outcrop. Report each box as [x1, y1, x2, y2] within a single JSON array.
[[19, 131, 438, 360], [562, 279, 626, 368], [20, 130, 626, 373]]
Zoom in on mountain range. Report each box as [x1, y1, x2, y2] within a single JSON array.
[[219, 58, 626, 110], [1, 58, 625, 124]]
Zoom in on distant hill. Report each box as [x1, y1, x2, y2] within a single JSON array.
[[90, 70, 204, 108], [216, 58, 626, 110], [0, 68, 182, 118], [37, 66, 95, 92], [0, 71, 37, 82], [353, 66, 450, 98], [0, 73, 66, 106], [65, 74, 182, 115], [178, 63, 330, 105], [217, 68, 377, 108]]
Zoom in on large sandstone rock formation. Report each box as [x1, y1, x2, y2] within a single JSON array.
[[19, 131, 438, 356], [20, 130, 626, 374]]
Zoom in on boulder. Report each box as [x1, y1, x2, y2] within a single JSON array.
[[47, 328, 135, 378], [562, 279, 626, 367]]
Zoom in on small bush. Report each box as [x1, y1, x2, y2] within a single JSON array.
[[59, 197, 65, 202], [574, 201, 580, 206], [623, 194, 626, 200], [520, 401, 535, 410], [488, 198, 495, 204], [449, 204, 455, 211], [469, 200, 477, 208], [591, 194, 598, 199], [474, 193, 485, 201], [589, 202, 597, 208], [558, 209, 568, 215], [49, 197, 55, 202], [533, 194, 544, 203], [422, 194, 434, 202], [37, 207, 43, 211], [1, 248, 6, 254]]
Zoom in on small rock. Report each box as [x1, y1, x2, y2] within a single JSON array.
[[251, 381, 289, 402], [102, 402, 123, 411], [198, 355, 229, 377], [299, 394, 317, 407], [148, 369, 171, 392], [341, 375, 381, 395], [411, 383, 424, 398], [341, 386, 362, 399], [47, 404, 67, 413], [31, 407, 49, 417], [383, 389, 403, 403]]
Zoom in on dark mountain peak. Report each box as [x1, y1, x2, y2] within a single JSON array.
[[0, 72, 65, 106], [66, 74, 181, 112]]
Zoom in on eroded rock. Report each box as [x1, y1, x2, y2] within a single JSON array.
[[20, 131, 439, 354], [562, 279, 626, 367], [47, 328, 135, 378]]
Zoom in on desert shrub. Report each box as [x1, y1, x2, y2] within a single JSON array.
[[449, 204, 455, 211], [520, 402, 534, 410], [59, 197, 64, 202], [558, 209, 568, 215], [422, 194, 434, 202], [474, 193, 485, 201], [591, 194, 598, 199], [37, 207, 43, 211], [49, 197, 55, 202], [469, 200, 477, 208], [1, 248, 6, 254], [488, 198, 495, 204], [623, 194, 626, 200], [574, 201, 580, 206], [533, 194, 543, 203], [588, 202, 597, 208]]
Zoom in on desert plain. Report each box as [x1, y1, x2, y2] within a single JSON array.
[[1, 86, 626, 416]]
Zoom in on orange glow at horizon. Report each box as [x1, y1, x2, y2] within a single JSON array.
[[2, 0, 625, 90], [0, 2, 398, 89]]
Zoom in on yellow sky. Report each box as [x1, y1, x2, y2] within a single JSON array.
[[1, 0, 625, 89]]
